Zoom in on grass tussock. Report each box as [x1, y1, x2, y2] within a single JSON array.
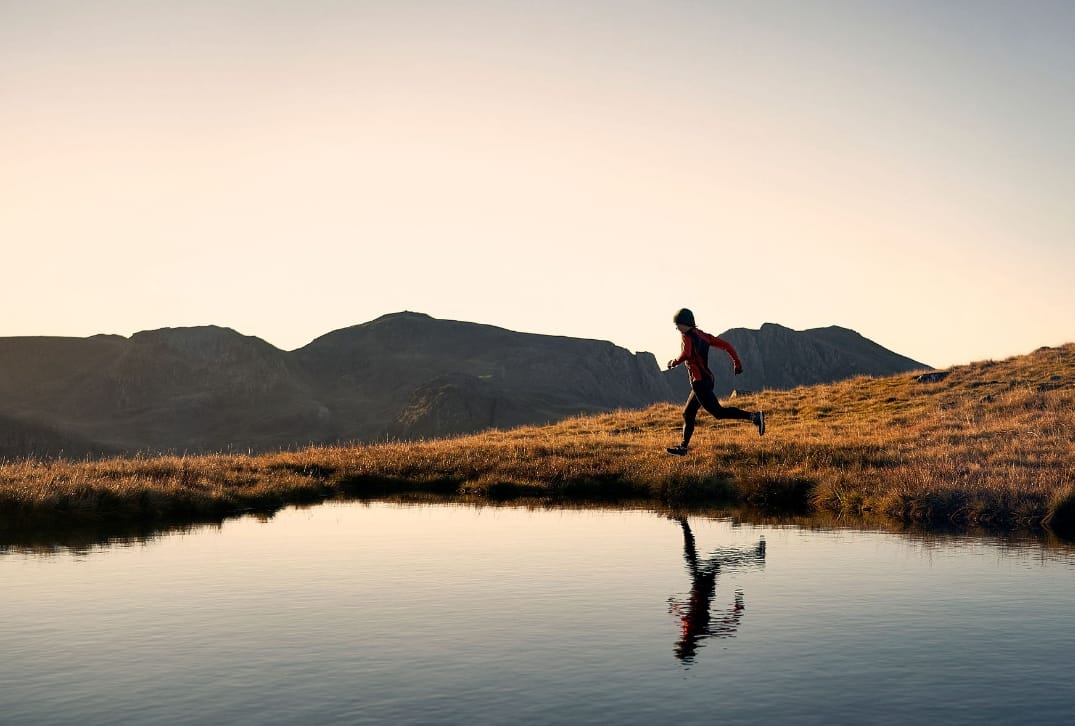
[[1, 343, 1072, 536]]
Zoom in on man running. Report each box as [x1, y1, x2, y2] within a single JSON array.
[[666, 308, 765, 456]]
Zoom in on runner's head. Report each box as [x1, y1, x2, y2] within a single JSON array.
[[673, 308, 695, 328]]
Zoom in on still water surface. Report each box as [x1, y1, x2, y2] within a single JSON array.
[[3, 502, 1074, 725]]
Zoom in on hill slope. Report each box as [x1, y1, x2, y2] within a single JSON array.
[[296, 312, 671, 441]]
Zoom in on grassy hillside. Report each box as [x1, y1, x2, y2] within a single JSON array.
[[1, 343, 1072, 537]]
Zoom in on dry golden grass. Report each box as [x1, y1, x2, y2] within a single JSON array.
[[2, 343, 1072, 536]]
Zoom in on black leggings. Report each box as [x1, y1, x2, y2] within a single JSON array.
[[681, 378, 752, 446]]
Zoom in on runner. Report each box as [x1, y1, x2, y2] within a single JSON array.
[[666, 308, 765, 456]]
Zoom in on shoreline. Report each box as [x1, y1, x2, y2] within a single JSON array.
[[2, 344, 1072, 545]]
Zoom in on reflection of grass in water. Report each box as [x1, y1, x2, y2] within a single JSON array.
[[1, 344, 1073, 538]]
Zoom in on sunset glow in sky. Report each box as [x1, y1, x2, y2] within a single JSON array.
[[3, 1, 1073, 368]]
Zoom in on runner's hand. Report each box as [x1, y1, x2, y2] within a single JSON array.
[[734, 365, 743, 375]]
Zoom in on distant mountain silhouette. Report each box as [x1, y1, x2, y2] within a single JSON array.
[[0, 328, 324, 455], [295, 312, 671, 442], [0, 313, 928, 459]]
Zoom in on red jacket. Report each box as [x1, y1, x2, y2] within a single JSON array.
[[670, 328, 742, 383]]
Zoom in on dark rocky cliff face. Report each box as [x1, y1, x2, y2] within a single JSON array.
[[296, 312, 675, 442], [0, 314, 928, 458]]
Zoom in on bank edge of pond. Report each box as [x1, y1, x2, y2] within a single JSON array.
[[3, 467, 1074, 552]]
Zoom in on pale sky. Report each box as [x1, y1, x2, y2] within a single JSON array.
[[3, 0, 1073, 368]]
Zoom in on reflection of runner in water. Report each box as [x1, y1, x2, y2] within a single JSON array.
[[668, 517, 766, 662]]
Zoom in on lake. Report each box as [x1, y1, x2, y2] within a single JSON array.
[[3, 501, 1074, 725]]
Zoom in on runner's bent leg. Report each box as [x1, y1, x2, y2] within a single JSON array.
[[694, 380, 753, 422]]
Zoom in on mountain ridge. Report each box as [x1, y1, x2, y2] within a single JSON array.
[[0, 313, 929, 458]]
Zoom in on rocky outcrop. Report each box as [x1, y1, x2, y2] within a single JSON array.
[[296, 312, 675, 442], [392, 373, 533, 440]]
